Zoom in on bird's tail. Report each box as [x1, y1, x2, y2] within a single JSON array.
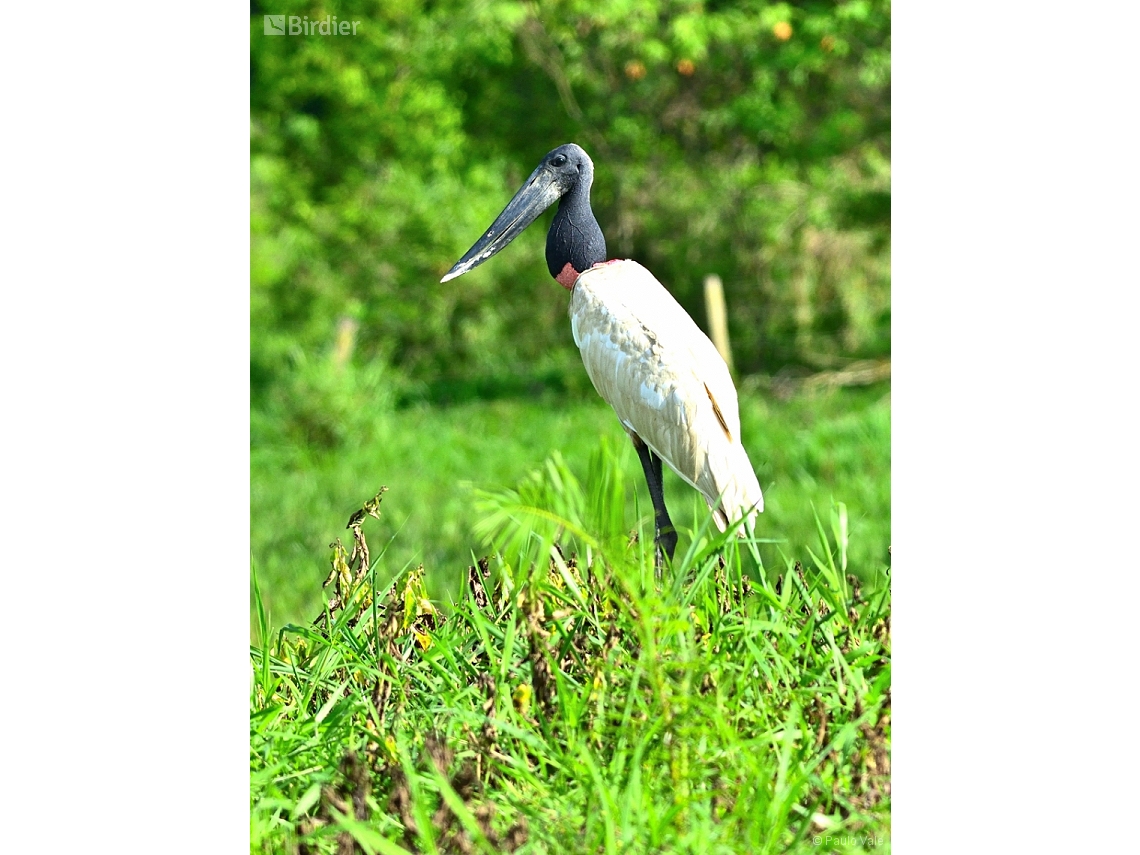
[[704, 467, 763, 570], [706, 451, 764, 538]]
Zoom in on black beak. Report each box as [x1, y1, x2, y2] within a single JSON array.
[[441, 164, 563, 282]]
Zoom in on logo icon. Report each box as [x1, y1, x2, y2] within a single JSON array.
[[264, 15, 286, 35]]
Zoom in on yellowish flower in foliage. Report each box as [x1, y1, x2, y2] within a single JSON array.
[[512, 683, 533, 717]]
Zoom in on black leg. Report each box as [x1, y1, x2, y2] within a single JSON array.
[[631, 434, 677, 567]]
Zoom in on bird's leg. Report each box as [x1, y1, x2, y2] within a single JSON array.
[[631, 434, 678, 570]]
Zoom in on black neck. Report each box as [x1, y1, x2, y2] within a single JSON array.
[[545, 178, 607, 278]]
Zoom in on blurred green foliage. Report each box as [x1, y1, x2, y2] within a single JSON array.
[[251, 0, 890, 441], [251, 387, 889, 627]]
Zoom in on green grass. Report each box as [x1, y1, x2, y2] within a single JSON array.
[[251, 447, 891, 853], [251, 384, 890, 630]]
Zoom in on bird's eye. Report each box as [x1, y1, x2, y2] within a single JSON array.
[[552, 154, 567, 167]]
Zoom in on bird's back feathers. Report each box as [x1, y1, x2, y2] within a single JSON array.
[[569, 260, 764, 534]]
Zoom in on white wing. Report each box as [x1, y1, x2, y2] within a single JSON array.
[[569, 260, 763, 533]]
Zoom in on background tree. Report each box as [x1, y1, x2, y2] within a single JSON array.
[[251, 0, 890, 448]]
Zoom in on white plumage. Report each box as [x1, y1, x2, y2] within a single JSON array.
[[569, 259, 764, 535]]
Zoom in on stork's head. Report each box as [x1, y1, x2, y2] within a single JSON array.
[[441, 143, 604, 286]]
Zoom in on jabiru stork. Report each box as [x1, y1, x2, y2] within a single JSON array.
[[442, 143, 763, 564]]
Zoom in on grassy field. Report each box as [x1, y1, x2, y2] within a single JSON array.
[[251, 432, 890, 853], [251, 384, 890, 630], [250, 382, 890, 853]]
